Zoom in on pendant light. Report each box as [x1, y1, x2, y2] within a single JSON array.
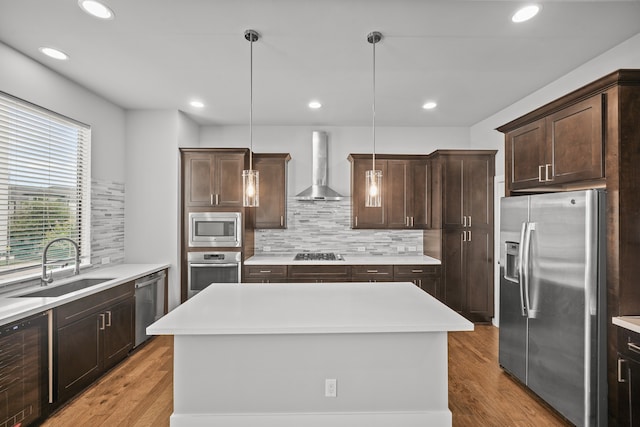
[[243, 29, 260, 207], [365, 31, 383, 208]]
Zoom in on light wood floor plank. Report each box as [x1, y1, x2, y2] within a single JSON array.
[[43, 326, 571, 426]]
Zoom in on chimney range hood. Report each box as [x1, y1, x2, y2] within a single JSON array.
[[295, 131, 344, 201]]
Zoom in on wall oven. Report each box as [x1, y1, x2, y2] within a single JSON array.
[[187, 251, 241, 298], [189, 212, 241, 248]]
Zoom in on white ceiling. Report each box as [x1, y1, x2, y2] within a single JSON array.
[[1, 0, 639, 127]]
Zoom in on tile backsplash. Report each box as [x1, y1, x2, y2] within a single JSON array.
[[91, 179, 125, 265], [255, 198, 423, 255]]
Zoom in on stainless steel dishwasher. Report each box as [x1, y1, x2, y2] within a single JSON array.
[[134, 270, 166, 347]]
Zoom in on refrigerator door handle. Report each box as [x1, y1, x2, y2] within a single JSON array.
[[518, 222, 528, 317], [523, 222, 536, 318]]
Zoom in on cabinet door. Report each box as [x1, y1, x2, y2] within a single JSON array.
[[387, 160, 411, 228], [254, 156, 288, 229], [184, 153, 215, 207], [547, 95, 603, 185], [506, 119, 546, 191], [464, 157, 493, 229], [56, 313, 102, 403], [103, 298, 134, 370], [465, 228, 493, 322], [215, 153, 245, 207], [442, 229, 465, 313], [351, 159, 386, 228], [442, 157, 464, 228], [412, 160, 430, 229]]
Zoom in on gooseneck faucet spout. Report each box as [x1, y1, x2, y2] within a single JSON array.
[[41, 238, 80, 286]]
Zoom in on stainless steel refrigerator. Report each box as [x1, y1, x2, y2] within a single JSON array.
[[499, 190, 607, 426]]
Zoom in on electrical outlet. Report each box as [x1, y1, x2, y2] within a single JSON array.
[[263, 246, 271, 252], [357, 246, 366, 252], [325, 378, 337, 397], [408, 246, 417, 252], [397, 245, 405, 253], [101, 256, 110, 264]]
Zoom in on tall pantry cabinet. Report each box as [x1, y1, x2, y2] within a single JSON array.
[[427, 150, 496, 323]]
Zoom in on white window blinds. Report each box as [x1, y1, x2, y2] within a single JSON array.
[[0, 92, 91, 275]]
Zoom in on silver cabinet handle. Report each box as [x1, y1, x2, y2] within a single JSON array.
[[468, 216, 471, 227], [628, 342, 640, 354], [259, 270, 272, 273], [468, 230, 472, 241], [618, 358, 627, 383], [462, 231, 467, 242], [412, 269, 423, 273], [411, 217, 414, 227], [355, 216, 358, 227], [99, 313, 106, 330], [216, 194, 220, 205], [406, 216, 410, 227], [106, 310, 112, 327], [545, 164, 552, 182], [463, 216, 467, 227], [367, 270, 378, 273], [538, 165, 544, 182], [417, 279, 422, 288], [280, 216, 284, 227]]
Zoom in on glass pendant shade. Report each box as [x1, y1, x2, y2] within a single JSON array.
[[243, 169, 259, 207], [365, 169, 382, 207]]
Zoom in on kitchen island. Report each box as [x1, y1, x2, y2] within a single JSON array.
[[148, 281, 473, 427]]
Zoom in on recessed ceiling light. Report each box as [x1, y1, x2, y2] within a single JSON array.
[[308, 101, 322, 109], [512, 5, 540, 23], [39, 47, 69, 60], [78, 0, 115, 19], [422, 101, 437, 110], [190, 100, 205, 108]]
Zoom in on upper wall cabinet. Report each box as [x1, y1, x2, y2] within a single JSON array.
[[253, 153, 291, 229], [348, 154, 429, 229], [500, 89, 604, 194], [182, 149, 248, 208]]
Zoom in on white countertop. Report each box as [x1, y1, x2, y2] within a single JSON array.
[[0, 263, 169, 327], [147, 281, 472, 335], [244, 254, 441, 266], [613, 316, 640, 334]]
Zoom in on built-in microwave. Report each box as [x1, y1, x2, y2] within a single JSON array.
[[188, 212, 242, 247]]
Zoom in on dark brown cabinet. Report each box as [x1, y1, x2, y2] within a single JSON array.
[[253, 153, 290, 229], [393, 265, 440, 298], [348, 154, 429, 229], [617, 326, 640, 427], [351, 265, 394, 282], [288, 265, 352, 283], [54, 282, 134, 405], [428, 150, 495, 323], [243, 265, 288, 283], [501, 94, 604, 194], [182, 149, 247, 208]]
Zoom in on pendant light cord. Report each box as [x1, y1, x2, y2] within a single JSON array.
[[249, 36, 253, 170], [372, 36, 376, 172]]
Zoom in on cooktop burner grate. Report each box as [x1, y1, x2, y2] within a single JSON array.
[[294, 252, 343, 261]]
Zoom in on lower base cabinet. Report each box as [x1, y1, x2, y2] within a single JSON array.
[[394, 265, 440, 298], [54, 282, 134, 406], [617, 327, 640, 426]]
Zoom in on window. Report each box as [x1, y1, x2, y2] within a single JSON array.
[[0, 92, 91, 277]]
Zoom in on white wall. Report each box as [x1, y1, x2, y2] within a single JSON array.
[[0, 42, 126, 183], [469, 32, 640, 175], [200, 125, 470, 197], [124, 110, 196, 310]]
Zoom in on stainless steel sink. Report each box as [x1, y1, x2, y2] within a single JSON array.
[[15, 278, 115, 298]]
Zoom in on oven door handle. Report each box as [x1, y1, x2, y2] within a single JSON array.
[[189, 263, 240, 268]]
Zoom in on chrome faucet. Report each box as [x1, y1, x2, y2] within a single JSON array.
[[41, 238, 80, 286]]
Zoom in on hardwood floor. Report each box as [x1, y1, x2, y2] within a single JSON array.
[[43, 326, 571, 427]]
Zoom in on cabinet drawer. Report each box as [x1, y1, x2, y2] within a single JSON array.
[[351, 265, 394, 282], [288, 265, 351, 281], [394, 265, 440, 277], [619, 327, 640, 360], [244, 265, 288, 279], [56, 282, 134, 329]]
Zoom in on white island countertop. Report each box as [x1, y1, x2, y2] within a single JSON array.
[[0, 263, 169, 327], [148, 282, 472, 336], [244, 254, 441, 266]]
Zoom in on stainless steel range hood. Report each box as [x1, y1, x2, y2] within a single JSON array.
[[295, 131, 344, 201]]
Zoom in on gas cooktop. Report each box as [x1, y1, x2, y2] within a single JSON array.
[[293, 252, 344, 261]]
